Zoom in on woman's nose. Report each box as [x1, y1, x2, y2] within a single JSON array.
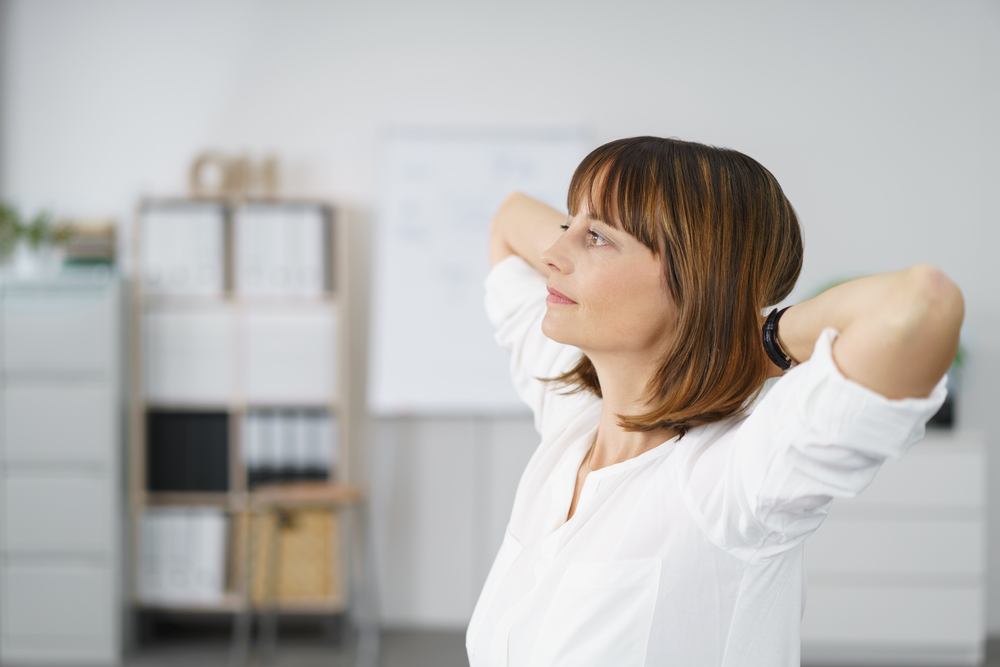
[[540, 234, 572, 274]]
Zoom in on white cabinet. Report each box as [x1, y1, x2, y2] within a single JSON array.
[[801, 429, 987, 666], [0, 269, 123, 665]]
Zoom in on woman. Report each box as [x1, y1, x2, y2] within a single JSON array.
[[467, 137, 962, 667]]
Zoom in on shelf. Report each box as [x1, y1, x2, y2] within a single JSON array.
[[236, 294, 340, 307], [136, 594, 347, 615], [131, 196, 353, 631], [239, 399, 341, 411], [262, 600, 348, 614], [145, 402, 234, 412], [144, 401, 341, 413], [141, 293, 233, 306], [136, 593, 244, 613], [249, 482, 365, 509], [144, 492, 238, 508], [142, 293, 340, 307], [143, 486, 365, 510]]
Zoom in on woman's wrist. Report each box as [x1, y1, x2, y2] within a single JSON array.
[[773, 298, 836, 368], [763, 307, 799, 371], [775, 305, 809, 366]]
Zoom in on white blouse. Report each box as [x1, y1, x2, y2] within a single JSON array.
[[466, 255, 949, 667]]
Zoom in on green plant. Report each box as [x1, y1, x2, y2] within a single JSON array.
[[0, 204, 19, 258], [0, 203, 70, 261], [953, 344, 966, 369]]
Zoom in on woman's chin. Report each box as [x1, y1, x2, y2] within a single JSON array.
[[541, 316, 568, 345], [542, 316, 580, 348]]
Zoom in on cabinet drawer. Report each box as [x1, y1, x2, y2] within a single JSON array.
[[801, 584, 984, 646], [1, 562, 114, 645], [2, 290, 114, 374], [3, 473, 113, 553], [2, 382, 114, 463], [848, 439, 985, 510], [806, 516, 984, 577]]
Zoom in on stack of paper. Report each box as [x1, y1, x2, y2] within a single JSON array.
[[138, 507, 228, 605], [235, 204, 328, 296], [141, 204, 225, 295], [243, 410, 337, 488]]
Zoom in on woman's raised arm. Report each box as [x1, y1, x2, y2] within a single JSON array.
[[776, 264, 964, 400], [489, 192, 567, 274]]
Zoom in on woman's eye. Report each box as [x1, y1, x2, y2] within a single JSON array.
[[588, 230, 608, 246], [559, 223, 607, 246]]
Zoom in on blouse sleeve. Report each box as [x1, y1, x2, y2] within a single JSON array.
[[484, 255, 597, 437], [679, 326, 949, 561]]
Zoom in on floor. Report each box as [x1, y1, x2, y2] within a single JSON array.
[[127, 629, 466, 667], [123, 623, 1000, 667], [126, 616, 470, 667]]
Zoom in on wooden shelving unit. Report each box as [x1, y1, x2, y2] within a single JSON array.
[[127, 196, 353, 616]]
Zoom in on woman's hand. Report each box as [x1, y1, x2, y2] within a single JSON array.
[[489, 192, 567, 274], [776, 265, 964, 400]]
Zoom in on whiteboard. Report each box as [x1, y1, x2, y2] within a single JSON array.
[[368, 129, 591, 415]]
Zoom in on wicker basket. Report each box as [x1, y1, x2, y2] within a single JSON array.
[[236, 508, 343, 609]]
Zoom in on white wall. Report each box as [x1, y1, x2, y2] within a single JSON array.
[[2, 0, 998, 631]]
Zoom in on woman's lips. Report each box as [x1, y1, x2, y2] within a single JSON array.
[[546, 287, 577, 305]]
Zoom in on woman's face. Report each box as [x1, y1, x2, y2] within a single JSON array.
[[540, 207, 676, 358]]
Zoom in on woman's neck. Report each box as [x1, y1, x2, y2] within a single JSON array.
[[588, 353, 678, 470]]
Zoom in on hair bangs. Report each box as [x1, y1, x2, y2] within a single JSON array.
[[566, 140, 666, 257]]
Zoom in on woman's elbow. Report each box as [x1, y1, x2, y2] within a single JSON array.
[[909, 264, 965, 333], [902, 264, 964, 375]]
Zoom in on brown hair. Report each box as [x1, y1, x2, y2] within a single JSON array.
[[545, 136, 803, 438]]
